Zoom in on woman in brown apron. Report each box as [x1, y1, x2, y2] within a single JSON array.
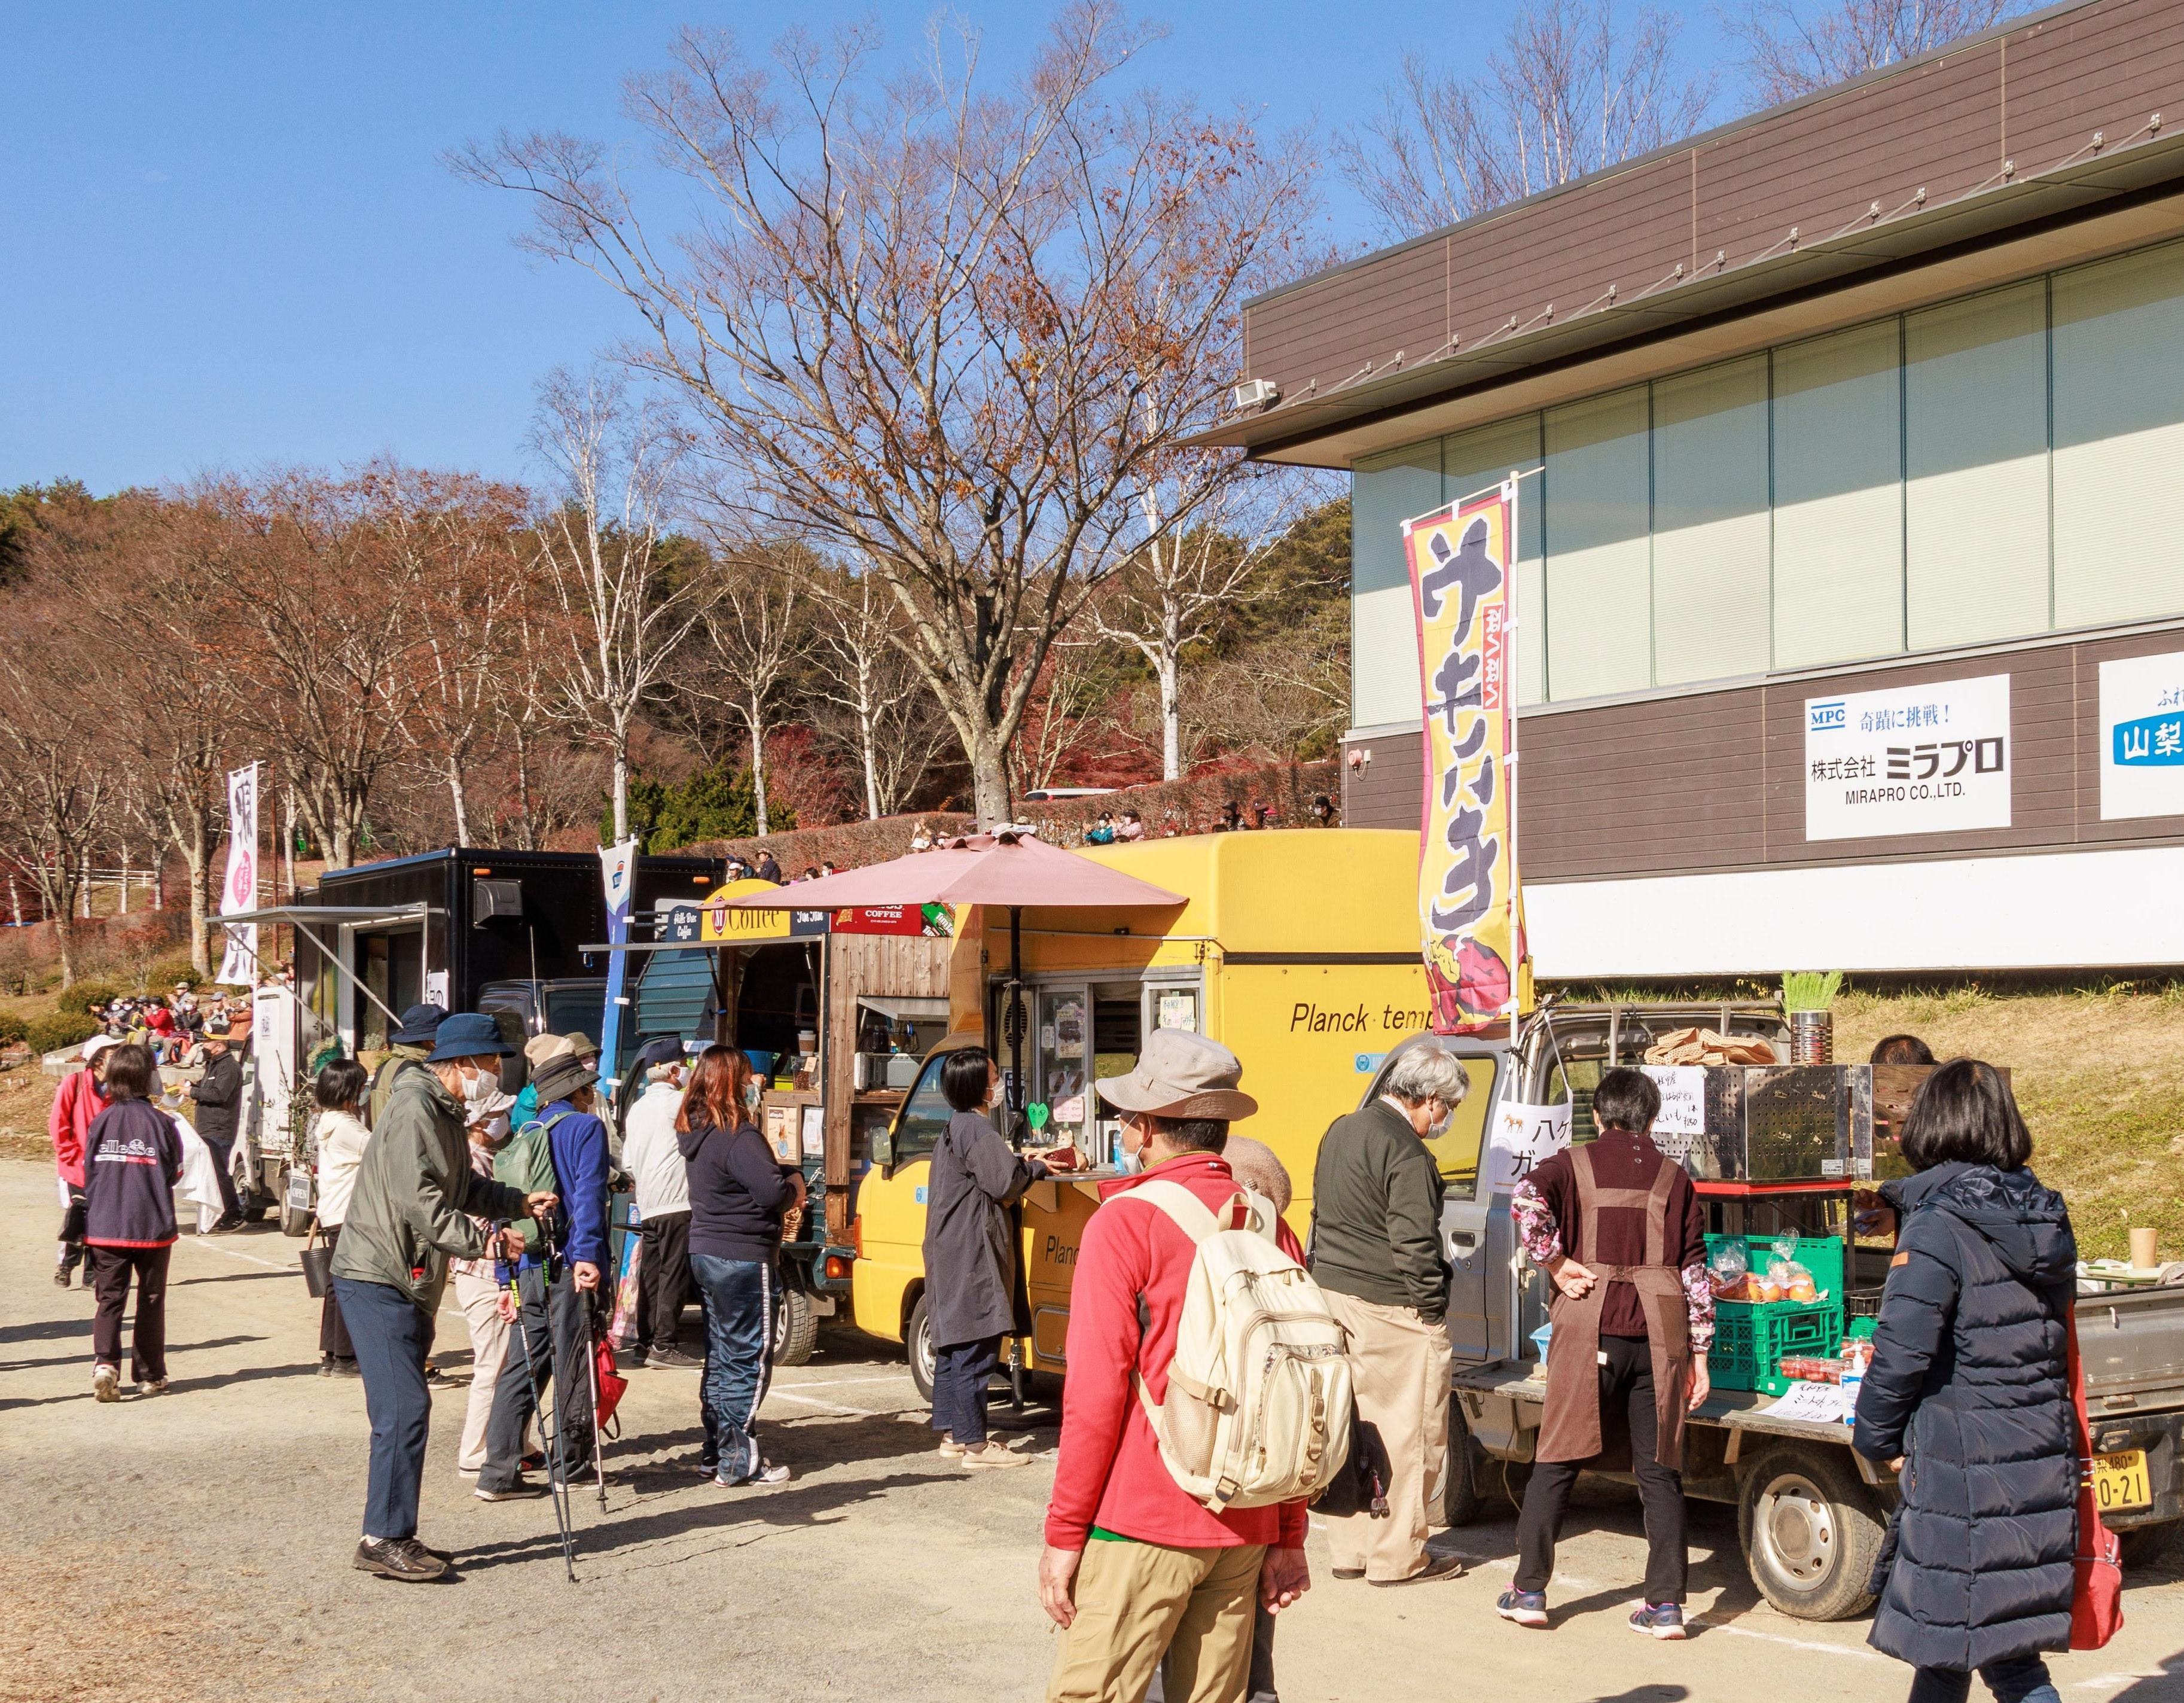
[[1497, 1068, 1712, 1639]]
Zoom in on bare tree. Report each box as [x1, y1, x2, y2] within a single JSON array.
[[1090, 460, 1326, 779], [383, 468, 530, 845], [211, 472, 430, 870], [807, 572, 956, 819], [454, 5, 1317, 824], [0, 602, 119, 986], [1008, 630, 1137, 799], [1725, 0, 2027, 106], [528, 368, 706, 843], [1337, 0, 1715, 241], [677, 547, 810, 837]]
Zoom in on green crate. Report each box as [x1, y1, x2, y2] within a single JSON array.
[[1704, 1231, 1846, 1300], [1709, 1296, 1844, 1395]]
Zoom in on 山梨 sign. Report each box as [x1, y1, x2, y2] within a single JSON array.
[[2099, 650, 2184, 822], [1804, 674, 2012, 841]]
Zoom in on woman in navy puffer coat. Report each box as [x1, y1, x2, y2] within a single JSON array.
[[1853, 1058, 2078, 1703]]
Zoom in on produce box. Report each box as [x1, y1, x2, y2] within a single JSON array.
[[1709, 1295, 1844, 1396], [1704, 1231, 1846, 1300]]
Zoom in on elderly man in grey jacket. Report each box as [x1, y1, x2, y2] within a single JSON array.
[[1308, 1044, 1469, 1588], [330, 1012, 556, 1583]]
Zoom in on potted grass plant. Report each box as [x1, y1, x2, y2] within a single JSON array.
[[1782, 970, 1844, 1065]]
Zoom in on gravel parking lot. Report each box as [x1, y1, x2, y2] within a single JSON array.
[[2, 1159, 2180, 1703]]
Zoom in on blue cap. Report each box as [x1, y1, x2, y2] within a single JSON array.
[[426, 1012, 515, 1062], [392, 1003, 449, 1046]]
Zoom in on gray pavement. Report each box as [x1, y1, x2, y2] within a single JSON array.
[[2, 1156, 2179, 1703]]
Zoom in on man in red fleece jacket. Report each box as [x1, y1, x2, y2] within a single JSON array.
[[1040, 1030, 1310, 1703]]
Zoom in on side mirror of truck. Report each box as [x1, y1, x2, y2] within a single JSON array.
[[872, 1123, 895, 1170]]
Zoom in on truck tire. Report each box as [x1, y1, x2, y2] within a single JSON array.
[[1443, 1398, 1483, 1527], [905, 1294, 937, 1403], [277, 1168, 311, 1238], [773, 1287, 819, 1367], [2118, 1521, 2179, 1570], [1737, 1445, 1884, 1622]]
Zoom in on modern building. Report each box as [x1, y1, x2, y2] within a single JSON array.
[[1206, 0, 2184, 977]]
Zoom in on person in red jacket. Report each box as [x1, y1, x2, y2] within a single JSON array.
[[1040, 1030, 1310, 1703], [50, 1034, 121, 1288]]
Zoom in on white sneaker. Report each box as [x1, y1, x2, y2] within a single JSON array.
[[93, 1366, 120, 1403], [961, 1441, 1032, 1469]]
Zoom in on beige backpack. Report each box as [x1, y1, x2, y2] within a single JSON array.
[[1125, 1180, 1353, 1512]]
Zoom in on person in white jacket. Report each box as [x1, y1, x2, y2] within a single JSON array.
[[623, 1044, 697, 1369], [312, 1059, 372, 1377]]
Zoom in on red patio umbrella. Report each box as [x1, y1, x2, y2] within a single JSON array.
[[717, 832, 1183, 1121]]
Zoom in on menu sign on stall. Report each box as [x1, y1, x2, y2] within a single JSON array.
[[1804, 674, 2012, 841]]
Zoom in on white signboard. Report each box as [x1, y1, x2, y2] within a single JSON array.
[[422, 970, 450, 1011], [1639, 1065, 1707, 1162], [2099, 650, 2184, 822], [215, 762, 261, 986], [1804, 674, 2011, 841], [1487, 1099, 1573, 1190], [1761, 1380, 1853, 1425]]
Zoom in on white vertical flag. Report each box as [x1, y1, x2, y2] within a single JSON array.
[[216, 763, 261, 986]]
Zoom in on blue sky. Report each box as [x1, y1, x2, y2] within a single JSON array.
[[4, 2, 1736, 495]]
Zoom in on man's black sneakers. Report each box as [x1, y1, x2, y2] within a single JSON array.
[[646, 1345, 701, 1370], [353, 1537, 449, 1582]]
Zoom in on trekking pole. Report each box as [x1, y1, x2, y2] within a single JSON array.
[[507, 1231, 576, 1583], [539, 1220, 579, 1578], [583, 1295, 608, 1510]]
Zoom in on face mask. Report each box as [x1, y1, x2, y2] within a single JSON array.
[[464, 1066, 499, 1113], [1115, 1145, 1145, 1175]]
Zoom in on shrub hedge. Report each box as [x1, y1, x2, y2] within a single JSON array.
[[26, 1012, 99, 1056], [55, 980, 121, 1016]]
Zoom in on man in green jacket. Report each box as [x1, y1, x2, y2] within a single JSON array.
[[1308, 1044, 1469, 1587], [331, 1012, 555, 1582]]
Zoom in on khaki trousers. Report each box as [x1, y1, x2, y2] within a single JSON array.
[[1323, 1290, 1453, 1581], [1046, 1539, 1264, 1703], [453, 1269, 511, 1474]]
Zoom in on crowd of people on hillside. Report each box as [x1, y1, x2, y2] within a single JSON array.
[[45, 995, 2088, 1703]]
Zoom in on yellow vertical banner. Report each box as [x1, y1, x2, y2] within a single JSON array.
[[1403, 482, 1525, 1032]]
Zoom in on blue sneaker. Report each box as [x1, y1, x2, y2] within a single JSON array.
[[1496, 1588, 1548, 1627], [1629, 1602, 1686, 1640]]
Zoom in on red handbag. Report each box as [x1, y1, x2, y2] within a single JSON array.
[[2065, 1309, 2125, 1651]]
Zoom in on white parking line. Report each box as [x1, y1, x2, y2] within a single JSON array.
[[179, 1237, 298, 1274]]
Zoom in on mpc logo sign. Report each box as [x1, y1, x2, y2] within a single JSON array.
[[1808, 700, 1847, 733]]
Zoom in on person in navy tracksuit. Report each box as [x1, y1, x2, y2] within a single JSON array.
[[80, 1044, 184, 1401]]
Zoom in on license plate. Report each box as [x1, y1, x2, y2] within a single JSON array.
[[2092, 1449, 2152, 1513]]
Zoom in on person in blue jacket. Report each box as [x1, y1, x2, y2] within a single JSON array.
[[475, 1048, 611, 1497]]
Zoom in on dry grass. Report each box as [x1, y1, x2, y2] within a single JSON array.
[[1837, 987, 2184, 1261]]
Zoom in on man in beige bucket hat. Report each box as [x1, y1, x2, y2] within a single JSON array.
[[1039, 1030, 1308, 1703]]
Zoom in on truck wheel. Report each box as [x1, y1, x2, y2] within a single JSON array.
[[1443, 1398, 1482, 1527], [905, 1294, 937, 1403], [772, 1287, 819, 1367], [2118, 1521, 2179, 1570], [1737, 1446, 1883, 1621], [277, 1168, 311, 1237]]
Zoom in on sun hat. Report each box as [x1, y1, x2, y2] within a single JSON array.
[[426, 1012, 516, 1063], [531, 1051, 600, 1105], [524, 1031, 576, 1069], [81, 1034, 124, 1063], [203, 1018, 240, 1042], [1095, 1028, 1258, 1122], [391, 1003, 450, 1046]]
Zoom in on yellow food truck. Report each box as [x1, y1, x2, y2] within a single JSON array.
[[847, 827, 1493, 1396]]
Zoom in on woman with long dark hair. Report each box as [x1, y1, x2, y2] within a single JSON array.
[[80, 1043, 184, 1401], [1852, 1058, 2077, 1703], [676, 1046, 806, 1488], [312, 1057, 370, 1377]]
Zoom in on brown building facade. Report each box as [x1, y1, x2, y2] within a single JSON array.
[[1213, 0, 2184, 976]]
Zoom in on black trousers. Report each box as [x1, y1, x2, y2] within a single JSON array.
[[1515, 1333, 1687, 1604], [58, 1184, 87, 1274], [636, 1210, 692, 1349], [480, 1265, 594, 1491], [89, 1244, 170, 1383], [200, 1134, 242, 1220], [931, 1335, 1002, 1448], [318, 1224, 354, 1360]]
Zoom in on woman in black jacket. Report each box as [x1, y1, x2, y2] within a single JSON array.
[[1851, 1058, 2076, 1703], [81, 1044, 184, 1402], [676, 1046, 806, 1489]]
